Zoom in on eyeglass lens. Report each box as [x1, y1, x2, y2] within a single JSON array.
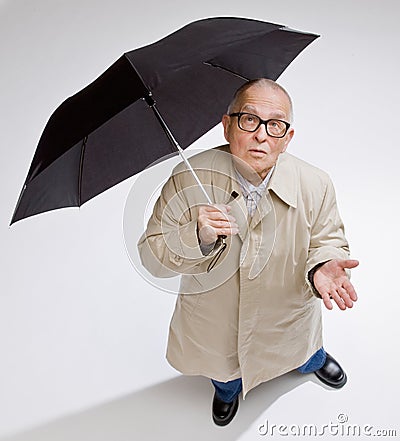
[[239, 113, 287, 137]]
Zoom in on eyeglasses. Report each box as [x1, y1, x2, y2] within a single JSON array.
[[229, 112, 290, 138]]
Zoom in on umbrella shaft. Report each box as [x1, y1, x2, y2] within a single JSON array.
[[149, 102, 213, 205]]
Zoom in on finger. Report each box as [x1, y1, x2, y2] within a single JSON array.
[[342, 280, 358, 301], [199, 204, 230, 217], [214, 227, 239, 236], [208, 204, 232, 214], [206, 221, 239, 235], [337, 286, 353, 308], [198, 224, 238, 243], [339, 259, 359, 269], [320, 292, 333, 310], [208, 219, 238, 230], [206, 213, 237, 225], [198, 212, 235, 229], [202, 209, 236, 223], [208, 213, 237, 224], [330, 289, 347, 310]]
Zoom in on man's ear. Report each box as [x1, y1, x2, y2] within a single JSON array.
[[222, 114, 231, 142], [282, 128, 294, 153]]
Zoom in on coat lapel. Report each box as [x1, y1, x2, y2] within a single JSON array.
[[246, 153, 298, 279], [267, 153, 298, 209]]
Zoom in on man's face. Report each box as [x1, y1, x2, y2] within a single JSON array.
[[222, 85, 294, 182]]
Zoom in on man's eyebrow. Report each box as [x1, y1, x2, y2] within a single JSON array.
[[241, 105, 258, 113], [241, 105, 287, 120]]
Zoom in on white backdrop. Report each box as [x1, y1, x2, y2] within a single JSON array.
[[1, 1, 399, 440]]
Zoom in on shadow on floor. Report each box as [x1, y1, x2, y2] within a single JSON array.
[[1, 371, 319, 441]]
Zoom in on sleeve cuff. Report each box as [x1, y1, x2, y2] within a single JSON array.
[[307, 261, 330, 298]]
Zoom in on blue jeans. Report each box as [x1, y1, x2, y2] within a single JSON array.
[[212, 347, 327, 403]]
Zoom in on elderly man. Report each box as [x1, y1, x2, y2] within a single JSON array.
[[138, 79, 358, 426]]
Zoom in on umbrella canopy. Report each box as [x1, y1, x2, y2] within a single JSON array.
[[11, 17, 318, 224]]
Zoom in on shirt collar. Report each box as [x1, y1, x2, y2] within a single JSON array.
[[234, 166, 274, 198]]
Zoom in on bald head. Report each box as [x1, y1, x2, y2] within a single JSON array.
[[227, 79, 294, 123]]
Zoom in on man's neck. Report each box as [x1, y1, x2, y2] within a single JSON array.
[[233, 161, 272, 186]]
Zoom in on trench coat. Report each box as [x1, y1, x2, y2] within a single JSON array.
[[137, 145, 350, 398]]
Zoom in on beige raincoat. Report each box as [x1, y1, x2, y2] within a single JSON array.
[[138, 145, 350, 398]]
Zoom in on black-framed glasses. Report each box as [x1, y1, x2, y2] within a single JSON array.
[[229, 112, 290, 138]]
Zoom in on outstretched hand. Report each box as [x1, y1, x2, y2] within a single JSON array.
[[313, 259, 359, 310]]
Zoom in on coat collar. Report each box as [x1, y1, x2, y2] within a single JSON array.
[[267, 152, 298, 209]]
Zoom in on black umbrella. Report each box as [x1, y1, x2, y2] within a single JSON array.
[[11, 17, 318, 224]]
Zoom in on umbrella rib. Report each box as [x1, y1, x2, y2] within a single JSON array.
[[78, 136, 88, 206], [202, 62, 249, 81]]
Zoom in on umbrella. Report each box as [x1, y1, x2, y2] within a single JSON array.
[[11, 17, 318, 224]]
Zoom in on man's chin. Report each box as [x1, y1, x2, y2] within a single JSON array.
[[233, 159, 268, 183]]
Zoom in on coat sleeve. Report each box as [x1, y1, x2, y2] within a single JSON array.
[[305, 176, 350, 297], [137, 170, 224, 278]]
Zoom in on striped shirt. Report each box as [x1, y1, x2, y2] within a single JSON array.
[[235, 166, 275, 216]]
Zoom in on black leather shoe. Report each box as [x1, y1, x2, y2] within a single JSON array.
[[314, 353, 347, 389], [212, 393, 239, 426]]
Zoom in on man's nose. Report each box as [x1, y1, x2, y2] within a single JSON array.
[[254, 122, 268, 142]]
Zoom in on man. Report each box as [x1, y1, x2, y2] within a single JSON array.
[[138, 79, 358, 426]]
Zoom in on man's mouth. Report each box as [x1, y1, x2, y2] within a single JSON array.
[[248, 148, 267, 154]]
